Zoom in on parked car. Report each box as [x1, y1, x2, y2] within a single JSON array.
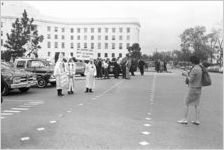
[[14, 58, 56, 88], [1, 61, 37, 96], [207, 65, 223, 73]]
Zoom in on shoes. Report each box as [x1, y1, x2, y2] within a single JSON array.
[[177, 119, 188, 124], [191, 121, 200, 125], [85, 88, 89, 93]]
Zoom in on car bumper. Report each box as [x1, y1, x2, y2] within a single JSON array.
[[10, 81, 37, 89], [49, 78, 56, 83]]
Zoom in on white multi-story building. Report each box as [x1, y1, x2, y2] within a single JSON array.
[[1, 1, 140, 61]]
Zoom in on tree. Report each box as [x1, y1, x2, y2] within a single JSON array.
[[128, 43, 142, 59], [3, 10, 43, 61], [180, 26, 211, 61]]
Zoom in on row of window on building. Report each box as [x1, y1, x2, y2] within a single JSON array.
[[47, 26, 131, 33], [47, 42, 130, 50], [47, 51, 123, 58], [47, 34, 131, 41]]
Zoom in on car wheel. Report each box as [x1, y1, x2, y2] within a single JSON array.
[[2, 83, 9, 96], [37, 78, 47, 88], [19, 87, 30, 93]]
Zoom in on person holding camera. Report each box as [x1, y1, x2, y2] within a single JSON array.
[[178, 56, 202, 125]]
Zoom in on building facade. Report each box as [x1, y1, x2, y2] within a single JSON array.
[[1, 2, 140, 61]]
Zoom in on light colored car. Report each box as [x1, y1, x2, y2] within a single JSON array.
[[1, 61, 37, 95], [207, 65, 223, 73]]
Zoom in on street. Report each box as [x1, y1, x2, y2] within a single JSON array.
[[1, 70, 223, 149]]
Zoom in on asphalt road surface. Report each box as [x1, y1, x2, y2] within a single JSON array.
[[1, 70, 223, 149]]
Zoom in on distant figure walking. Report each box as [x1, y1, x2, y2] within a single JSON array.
[[138, 59, 145, 76], [178, 56, 202, 125]]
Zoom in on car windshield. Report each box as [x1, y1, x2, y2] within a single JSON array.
[[27, 60, 46, 68]]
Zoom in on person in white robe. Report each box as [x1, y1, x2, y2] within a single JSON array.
[[84, 59, 97, 93], [66, 58, 76, 94], [53, 53, 67, 96]]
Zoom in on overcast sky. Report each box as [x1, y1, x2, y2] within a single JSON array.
[[24, 1, 223, 54]]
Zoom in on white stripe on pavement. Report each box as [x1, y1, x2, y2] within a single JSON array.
[[19, 105, 33, 107], [11, 108, 29, 110], [37, 127, 45, 131], [144, 124, 151, 127], [141, 131, 151, 135], [145, 118, 152, 120], [1, 113, 13, 115], [3, 110, 21, 113], [20, 137, 30, 141], [49, 120, 57, 124], [139, 141, 149, 146]]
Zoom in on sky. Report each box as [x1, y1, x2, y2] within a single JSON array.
[[22, 1, 223, 54]]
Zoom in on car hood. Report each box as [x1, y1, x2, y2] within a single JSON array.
[[2, 67, 28, 77]]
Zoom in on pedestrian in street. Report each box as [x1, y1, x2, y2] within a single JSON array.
[[160, 60, 164, 72], [178, 56, 203, 125], [113, 58, 120, 79], [53, 53, 68, 97], [155, 59, 160, 73], [66, 57, 76, 94], [96, 58, 103, 79], [102, 59, 109, 79], [84, 58, 97, 93], [138, 58, 145, 76], [126, 55, 132, 79], [121, 57, 127, 79], [164, 61, 167, 72]]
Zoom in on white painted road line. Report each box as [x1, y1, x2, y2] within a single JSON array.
[[144, 124, 151, 127], [37, 127, 45, 131], [11, 108, 29, 111], [24, 103, 40, 105], [20, 137, 30, 141], [3, 110, 21, 113], [147, 113, 151, 115], [79, 103, 83, 106], [139, 141, 149, 146], [142, 131, 151, 135], [19, 105, 33, 107], [1, 113, 13, 115], [96, 80, 124, 98], [67, 110, 71, 113], [50, 120, 57, 124], [145, 118, 152, 120]]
